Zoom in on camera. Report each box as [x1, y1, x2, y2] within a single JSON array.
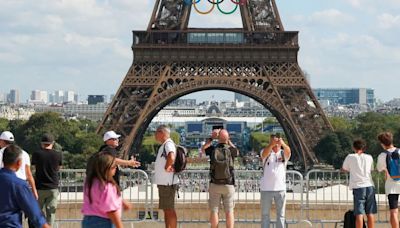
[[272, 132, 281, 141]]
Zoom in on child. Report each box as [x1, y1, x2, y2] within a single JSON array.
[[81, 152, 131, 228], [342, 139, 376, 228]]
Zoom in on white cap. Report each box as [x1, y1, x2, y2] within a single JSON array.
[[103, 130, 121, 142], [0, 131, 15, 142]]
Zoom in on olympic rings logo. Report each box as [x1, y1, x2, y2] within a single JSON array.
[[183, 0, 247, 15]]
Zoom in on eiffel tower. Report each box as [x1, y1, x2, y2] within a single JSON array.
[[97, 0, 333, 168]]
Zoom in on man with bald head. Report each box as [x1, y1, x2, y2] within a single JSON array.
[[202, 128, 239, 228]]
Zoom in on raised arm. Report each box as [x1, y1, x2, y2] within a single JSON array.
[[261, 141, 275, 160], [201, 138, 213, 154], [279, 138, 291, 159]]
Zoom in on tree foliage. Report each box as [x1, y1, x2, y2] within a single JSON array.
[[0, 112, 103, 169], [314, 131, 353, 169], [250, 132, 270, 153], [0, 118, 9, 132], [315, 113, 400, 168]]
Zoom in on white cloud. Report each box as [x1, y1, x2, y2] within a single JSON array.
[[64, 33, 114, 47], [0, 52, 24, 64], [378, 13, 400, 29], [309, 9, 354, 27], [348, 0, 361, 8]]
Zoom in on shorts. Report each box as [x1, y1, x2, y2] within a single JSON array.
[[208, 183, 235, 213], [388, 194, 399, 209], [82, 215, 114, 228], [353, 186, 377, 215], [158, 185, 177, 210]]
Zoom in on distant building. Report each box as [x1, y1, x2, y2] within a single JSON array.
[[0, 93, 5, 104], [169, 99, 196, 107], [34, 103, 108, 121], [0, 105, 35, 120], [184, 117, 248, 151], [54, 90, 64, 104], [30, 90, 48, 104], [234, 93, 250, 102], [88, 95, 106, 105], [74, 94, 79, 103], [64, 91, 75, 103], [7, 89, 20, 104], [313, 88, 375, 108]]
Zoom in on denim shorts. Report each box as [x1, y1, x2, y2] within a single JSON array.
[[353, 186, 377, 215], [82, 215, 115, 228]]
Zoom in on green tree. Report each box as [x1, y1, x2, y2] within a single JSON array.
[[249, 132, 269, 153], [314, 131, 353, 169], [329, 116, 354, 131], [138, 135, 159, 168], [351, 112, 400, 157], [171, 132, 180, 145], [0, 118, 9, 132], [17, 112, 66, 153]]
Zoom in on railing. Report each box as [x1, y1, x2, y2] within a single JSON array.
[[132, 30, 299, 48], [57, 169, 150, 227], [52, 169, 391, 227], [305, 170, 388, 227]]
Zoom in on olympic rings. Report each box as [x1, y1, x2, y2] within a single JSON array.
[[184, 0, 247, 15], [192, 0, 215, 15], [217, 0, 238, 15], [207, 0, 224, 4], [183, 0, 200, 4]]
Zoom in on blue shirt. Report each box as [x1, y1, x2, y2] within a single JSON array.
[[0, 168, 46, 228]]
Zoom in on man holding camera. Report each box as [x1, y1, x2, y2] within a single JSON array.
[[202, 128, 239, 228], [260, 133, 291, 228]]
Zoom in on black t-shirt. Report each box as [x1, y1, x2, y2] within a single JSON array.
[[96, 145, 120, 186], [32, 149, 62, 190], [205, 143, 239, 158]]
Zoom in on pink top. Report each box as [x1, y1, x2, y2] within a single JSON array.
[[81, 179, 122, 219]]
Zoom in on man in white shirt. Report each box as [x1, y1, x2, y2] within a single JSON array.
[[342, 139, 376, 228], [154, 125, 178, 228], [0, 131, 38, 199], [260, 133, 291, 228], [376, 132, 400, 228]]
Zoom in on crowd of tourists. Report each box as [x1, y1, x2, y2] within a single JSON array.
[[0, 126, 400, 228]]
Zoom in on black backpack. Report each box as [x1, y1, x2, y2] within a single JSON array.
[[343, 210, 366, 228], [210, 144, 234, 185], [163, 143, 187, 173]]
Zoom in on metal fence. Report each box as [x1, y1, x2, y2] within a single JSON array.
[[304, 170, 389, 227], [52, 169, 391, 227]]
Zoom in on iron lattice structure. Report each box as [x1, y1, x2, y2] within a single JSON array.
[[97, 0, 333, 168]]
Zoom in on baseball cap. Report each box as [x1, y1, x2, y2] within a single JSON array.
[[0, 131, 14, 142], [41, 133, 55, 144], [103, 131, 121, 142]]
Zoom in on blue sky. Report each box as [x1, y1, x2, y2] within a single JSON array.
[[0, 0, 399, 102]]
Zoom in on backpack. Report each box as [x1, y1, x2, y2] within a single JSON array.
[[210, 144, 234, 185], [385, 149, 400, 181], [163, 143, 187, 173], [343, 210, 366, 228]]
